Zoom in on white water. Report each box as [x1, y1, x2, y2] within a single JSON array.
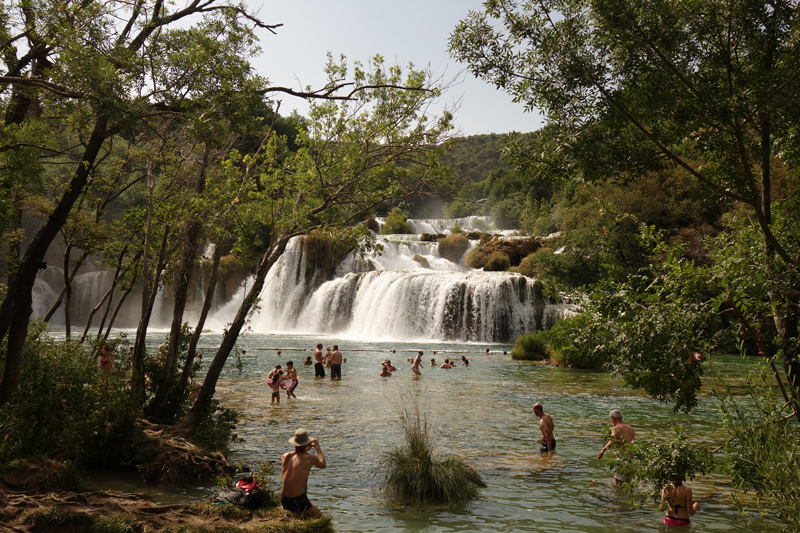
[[207, 217, 562, 343]]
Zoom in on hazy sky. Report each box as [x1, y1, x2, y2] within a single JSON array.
[[250, 0, 545, 136]]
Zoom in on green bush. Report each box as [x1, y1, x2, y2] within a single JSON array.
[[544, 316, 607, 369], [511, 331, 549, 360], [0, 323, 141, 466], [484, 252, 511, 271], [381, 209, 414, 234], [438, 234, 470, 263], [193, 399, 242, 453], [450, 225, 464, 234], [380, 401, 485, 503], [465, 245, 488, 268], [509, 253, 537, 277]]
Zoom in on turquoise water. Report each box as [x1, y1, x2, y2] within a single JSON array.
[[149, 332, 747, 533]]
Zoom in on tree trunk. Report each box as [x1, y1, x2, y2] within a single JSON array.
[[102, 278, 137, 342], [43, 250, 89, 323], [0, 115, 109, 408], [63, 245, 72, 337], [180, 239, 226, 391], [151, 146, 209, 411], [176, 233, 296, 431]]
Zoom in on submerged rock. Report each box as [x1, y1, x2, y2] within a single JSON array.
[[412, 254, 430, 269]]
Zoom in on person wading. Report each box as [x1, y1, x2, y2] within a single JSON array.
[[281, 428, 326, 518]]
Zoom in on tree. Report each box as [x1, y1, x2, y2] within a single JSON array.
[[450, 0, 800, 410], [177, 55, 454, 429]]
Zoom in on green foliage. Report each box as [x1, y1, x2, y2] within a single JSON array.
[[465, 245, 488, 269], [602, 427, 715, 506], [543, 316, 608, 370], [449, 225, 464, 234], [717, 362, 800, 531], [381, 209, 414, 234], [484, 252, 510, 272], [192, 399, 241, 453], [0, 323, 140, 466], [511, 331, 548, 361], [380, 400, 486, 503], [437, 234, 470, 263]]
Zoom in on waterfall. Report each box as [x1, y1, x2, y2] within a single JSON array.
[[207, 220, 556, 343]]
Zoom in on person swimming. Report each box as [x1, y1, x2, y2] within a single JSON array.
[[661, 476, 699, 526]]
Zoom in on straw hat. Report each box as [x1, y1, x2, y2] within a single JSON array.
[[288, 428, 313, 447]]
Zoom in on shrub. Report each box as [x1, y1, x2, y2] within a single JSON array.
[[543, 316, 607, 369], [381, 209, 414, 234], [0, 322, 140, 466], [484, 252, 511, 271], [380, 400, 485, 503], [509, 253, 537, 277], [511, 331, 549, 360], [193, 399, 241, 453], [450, 225, 464, 234], [438, 234, 470, 263], [465, 245, 488, 269]]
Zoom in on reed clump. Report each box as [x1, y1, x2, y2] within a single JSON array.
[[380, 401, 485, 503]]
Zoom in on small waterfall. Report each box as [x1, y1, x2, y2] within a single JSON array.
[[213, 222, 555, 343], [375, 215, 494, 235]]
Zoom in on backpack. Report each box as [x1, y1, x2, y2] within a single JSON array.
[[211, 477, 263, 510]]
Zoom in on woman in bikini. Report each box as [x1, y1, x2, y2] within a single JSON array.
[[661, 476, 699, 526]]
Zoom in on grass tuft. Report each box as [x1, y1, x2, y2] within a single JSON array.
[[22, 506, 93, 529], [380, 400, 486, 503]]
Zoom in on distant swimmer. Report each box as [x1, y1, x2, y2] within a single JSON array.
[[485, 348, 490, 355], [314, 344, 325, 378], [430, 358, 436, 367], [661, 476, 700, 526], [325, 347, 332, 368], [461, 355, 469, 366], [440, 359, 453, 369], [533, 403, 555, 454], [304, 355, 313, 366], [380, 364, 392, 377], [281, 429, 326, 518], [597, 409, 635, 485], [412, 351, 423, 376], [384, 360, 397, 372]]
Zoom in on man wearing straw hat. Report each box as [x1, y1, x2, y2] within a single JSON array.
[[281, 428, 326, 518]]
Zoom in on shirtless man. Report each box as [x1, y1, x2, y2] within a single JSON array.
[[281, 428, 326, 518], [412, 351, 423, 376], [314, 344, 325, 378], [379, 364, 392, 377], [285, 361, 299, 399], [597, 409, 635, 485], [533, 403, 555, 454], [330, 345, 343, 379]]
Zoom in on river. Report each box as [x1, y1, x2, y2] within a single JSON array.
[[82, 330, 756, 533]]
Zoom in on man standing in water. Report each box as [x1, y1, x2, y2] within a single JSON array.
[[330, 345, 343, 379], [533, 403, 555, 454], [412, 351, 423, 376], [314, 344, 325, 378], [281, 428, 326, 518], [597, 409, 635, 485]]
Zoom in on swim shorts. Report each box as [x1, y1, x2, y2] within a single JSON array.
[[314, 362, 325, 378], [287, 380, 298, 393], [281, 493, 312, 514], [664, 516, 690, 526], [540, 439, 556, 453], [331, 364, 341, 379]]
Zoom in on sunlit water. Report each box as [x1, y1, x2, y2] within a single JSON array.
[[75, 330, 759, 532]]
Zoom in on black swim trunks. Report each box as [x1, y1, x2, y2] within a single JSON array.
[[331, 363, 341, 379], [314, 362, 325, 378], [540, 438, 556, 453], [281, 493, 312, 515]]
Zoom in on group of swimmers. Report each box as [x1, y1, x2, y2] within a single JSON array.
[[266, 344, 346, 403], [380, 350, 471, 376], [533, 404, 700, 526]]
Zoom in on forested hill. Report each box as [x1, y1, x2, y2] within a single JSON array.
[[443, 134, 509, 185]]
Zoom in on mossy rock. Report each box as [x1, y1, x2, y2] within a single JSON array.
[[419, 233, 438, 242], [466, 232, 481, 240], [484, 252, 511, 271], [365, 216, 380, 233], [438, 234, 470, 263], [412, 254, 430, 269], [482, 237, 541, 267]]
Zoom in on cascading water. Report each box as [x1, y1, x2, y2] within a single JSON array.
[[209, 217, 558, 343]]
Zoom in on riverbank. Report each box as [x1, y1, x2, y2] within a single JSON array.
[[0, 484, 333, 533]]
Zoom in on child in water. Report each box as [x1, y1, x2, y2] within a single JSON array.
[[270, 370, 285, 404]]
